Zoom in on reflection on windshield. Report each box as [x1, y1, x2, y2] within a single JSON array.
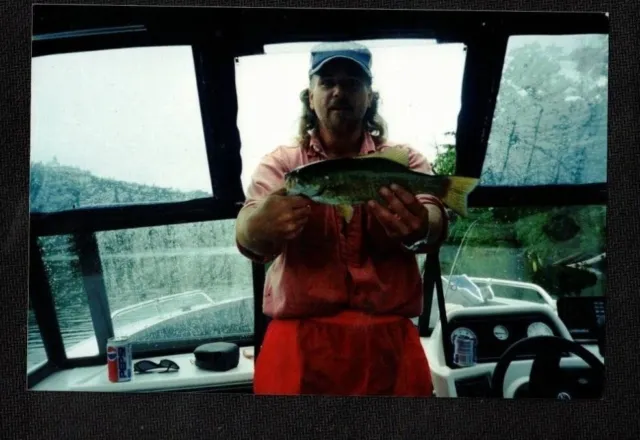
[[111, 291, 214, 328]]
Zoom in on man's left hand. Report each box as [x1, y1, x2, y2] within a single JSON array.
[[366, 184, 430, 245]]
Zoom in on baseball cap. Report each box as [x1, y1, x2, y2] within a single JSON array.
[[308, 41, 373, 79]]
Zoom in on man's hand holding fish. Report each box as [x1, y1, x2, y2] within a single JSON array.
[[367, 183, 440, 248], [237, 187, 311, 259]]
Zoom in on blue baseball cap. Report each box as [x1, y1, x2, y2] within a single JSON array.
[[308, 41, 373, 79]]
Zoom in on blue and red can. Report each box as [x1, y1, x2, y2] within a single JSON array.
[[107, 336, 133, 383], [453, 334, 477, 368]]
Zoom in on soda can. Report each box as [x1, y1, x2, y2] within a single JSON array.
[[453, 334, 477, 368], [107, 336, 133, 383]]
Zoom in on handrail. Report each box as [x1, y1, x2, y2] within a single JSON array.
[[110, 290, 215, 318], [464, 276, 556, 309]]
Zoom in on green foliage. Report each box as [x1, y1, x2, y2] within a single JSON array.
[[432, 142, 456, 176]]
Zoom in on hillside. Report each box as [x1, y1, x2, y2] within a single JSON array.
[[30, 159, 211, 213]]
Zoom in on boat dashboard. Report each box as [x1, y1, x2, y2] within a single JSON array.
[[443, 311, 563, 367], [424, 298, 605, 398]]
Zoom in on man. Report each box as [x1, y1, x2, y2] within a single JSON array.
[[236, 41, 449, 396]]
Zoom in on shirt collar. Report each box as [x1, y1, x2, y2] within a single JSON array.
[[307, 129, 378, 159]]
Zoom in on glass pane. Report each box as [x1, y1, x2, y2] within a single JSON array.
[[35, 236, 99, 358], [30, 46, 212, 213], [235, 39, 466, 192], [481, 34, 608, 186], [422, 204, 605, 329], [95, 219, 253, 353]]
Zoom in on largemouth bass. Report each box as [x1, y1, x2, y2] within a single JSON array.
[[284, 147, 479, 223]]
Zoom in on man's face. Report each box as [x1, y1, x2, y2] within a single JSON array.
[[308, 59, 373, 135]]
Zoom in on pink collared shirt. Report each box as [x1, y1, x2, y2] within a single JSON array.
[[237, 132, 449, 319]]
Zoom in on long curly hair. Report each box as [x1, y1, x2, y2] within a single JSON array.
[[295, 84, 388, 150]]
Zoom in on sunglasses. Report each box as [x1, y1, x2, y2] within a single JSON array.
[[133, 359, 180, 374]]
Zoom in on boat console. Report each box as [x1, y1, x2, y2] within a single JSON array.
[[424, 296, 605, 399]]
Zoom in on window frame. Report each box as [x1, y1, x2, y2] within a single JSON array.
[[28, 5, 609, 388]]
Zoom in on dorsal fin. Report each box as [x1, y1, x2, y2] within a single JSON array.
[[355, 147, 410, 167]]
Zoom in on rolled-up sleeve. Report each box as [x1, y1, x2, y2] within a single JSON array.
[[236, 148, 290, 263], [243, 148, 290, 208]]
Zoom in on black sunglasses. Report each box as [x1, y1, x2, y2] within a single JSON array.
[[133, 359, 180, 374]]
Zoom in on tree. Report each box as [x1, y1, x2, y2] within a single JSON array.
[[481, 35, 607, 187]]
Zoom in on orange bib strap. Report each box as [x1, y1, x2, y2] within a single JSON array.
[[254, 311, 434, 396]]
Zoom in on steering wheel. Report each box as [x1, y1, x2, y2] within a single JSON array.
[[490, 335, 604, 399]]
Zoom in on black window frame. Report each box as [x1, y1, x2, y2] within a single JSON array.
[[27, 5, 609, 388], [29, 11, 249, 381]]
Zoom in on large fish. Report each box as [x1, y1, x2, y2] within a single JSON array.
[[284, 147, 479, 223]]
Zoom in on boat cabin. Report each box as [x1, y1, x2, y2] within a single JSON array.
[[28, 5, 608, 398]]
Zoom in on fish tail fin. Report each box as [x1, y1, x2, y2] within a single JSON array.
[[441, 176, 479, 217]]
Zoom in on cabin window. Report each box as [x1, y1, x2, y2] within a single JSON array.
[[95, 220, 253, 350], [28, 45, 255, 365], [234, 39, 467, 192], [30, 45, 212, 213], [418, 33, 608, 329], [480, 34, 608, 186], [28, 219, 255, 360]]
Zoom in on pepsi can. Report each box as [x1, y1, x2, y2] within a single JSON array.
[[453, 334, 477, 367], [107, 336, 133, 383]]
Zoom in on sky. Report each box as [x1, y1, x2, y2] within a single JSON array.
[[30, 39, 466, 194]]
